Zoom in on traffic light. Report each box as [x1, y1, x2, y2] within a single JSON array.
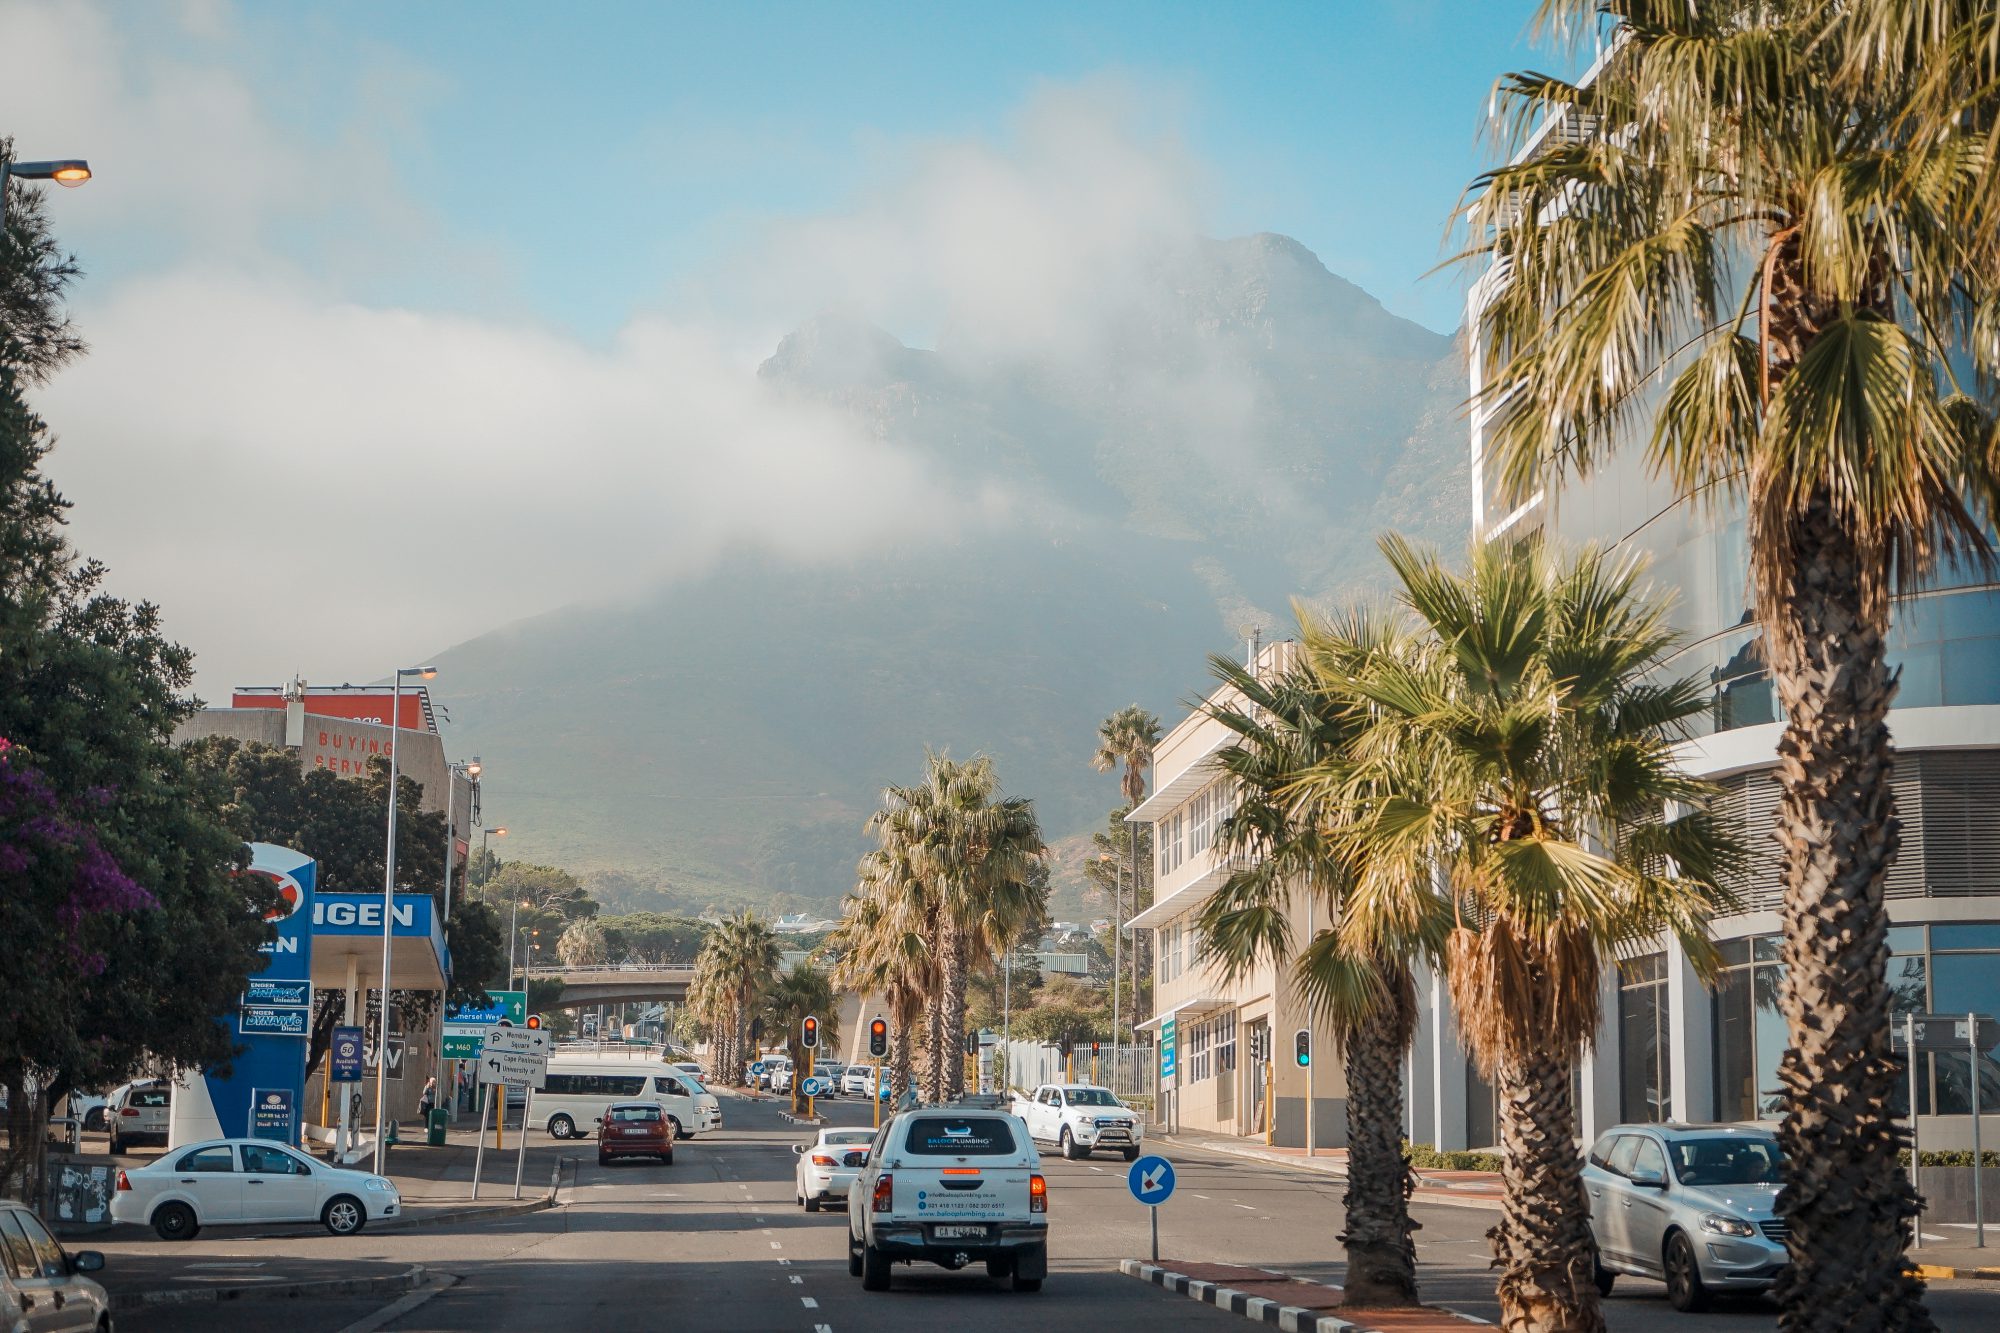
[[802, 1015, 819, 1049], [1090, 1041, 1100, 1057], [1293, 1028, 1311, 1068], [868, 1017, 888, 1058], [965, 1029, 981, 1055], [526, 1014, 543, 1030]]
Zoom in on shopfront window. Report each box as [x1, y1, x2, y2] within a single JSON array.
[[1618, 953, 1671, 1123]]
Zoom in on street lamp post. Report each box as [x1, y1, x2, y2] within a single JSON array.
[[0, 157, 91, 207], [478, 825, 508, 889], [438, 757, 480, 1117], [373, 665, 435, 1174], [508, 900, 529, 992]]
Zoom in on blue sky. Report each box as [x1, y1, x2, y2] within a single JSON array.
[[104, 0, 1551, 338], [6, 0, 1574, 694]]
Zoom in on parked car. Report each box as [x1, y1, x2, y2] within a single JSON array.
[[1010, 1084, 1142, 1161], [794, 1127, 876, 1212], [841, 1066, 877, 1098], [105, 1080, 171, 1155], [1582, 1123, 1790, 1312], [770, 1062, 795, 1094], [111, 1139, 400, 1241], [810, 1062, 847, 1095], [0, 1198, 110, 1331], [595, 1101, 674, 1167], [846, 1099, 1048, 1293]]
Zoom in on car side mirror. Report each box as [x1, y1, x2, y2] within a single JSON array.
[[1629, 1166, 1668, 1189], [69, 1251, 105, 1274]]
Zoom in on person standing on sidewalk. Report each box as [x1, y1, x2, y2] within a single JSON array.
[[418, 1076, 438, 1121]]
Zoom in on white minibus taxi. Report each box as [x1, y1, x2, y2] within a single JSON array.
[[537, 1055, 721, 1141]]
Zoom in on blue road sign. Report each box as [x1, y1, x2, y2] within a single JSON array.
[[751, 1061, 767, 1076], [1128, 1154, 1176, 1206], [799, 1077, 830, 1098]]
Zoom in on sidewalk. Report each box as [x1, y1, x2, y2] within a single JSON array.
[[1124, 1258, 1490, 1333], [1158, 1131, 1504, 1212], [1907, 1238, 2000, 1281]]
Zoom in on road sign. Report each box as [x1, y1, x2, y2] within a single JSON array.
[[1128, 1154, 1176, 1206], [751, 1061, 767, 1076], [483, 1026, 551, 1057], [1892, 1014, 2000, 1052], [330, 1026, 364, 1082], [799, 1076, 830, 1098], [441, 1024, 489, 1059], [479, 1049, 549, 1088], [445, 989, 527, 1026], [1159, 1017, 1177, 1081]]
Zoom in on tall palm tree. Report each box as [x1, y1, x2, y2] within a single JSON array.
[[831, 849, 935, 1105], [1464, 6, 1996, 1324], [762, 963, 839, 1114], [1092, 706, 1162, 1034], [1197, 630, 1439, 1309], [1323, 537, 1735, 1333], [691, 912, 780, 1087]]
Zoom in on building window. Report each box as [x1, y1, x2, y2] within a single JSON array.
[[1158, 922, 1187, 984], [1158, 811, 1187, 878], [1900, 923, 2000, 1114], [1215, 1011, 1238, 1076], [1713, 936, 1785, 1121], [1187, 1020, 1212, 1084], [1617, 953, 1670, 1123]]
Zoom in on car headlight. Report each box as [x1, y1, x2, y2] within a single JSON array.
[[1699, 1211, 1755, 1238], [364, 1178, 395, 1192]]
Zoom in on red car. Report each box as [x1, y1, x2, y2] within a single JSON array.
[[596, 1102, 675, 1166]]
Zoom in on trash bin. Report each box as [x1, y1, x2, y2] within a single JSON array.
[[382, 1118, 400, 1164], [427, 1107, 448, 1147]]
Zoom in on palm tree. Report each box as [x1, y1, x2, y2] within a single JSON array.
[[829, 884, 931, 1105], [690, 912, 780, 1087], [1463, 6, 1996, 1323], [1197, 632, 1437, 1309], [1321, 537, 1735, 1333], [1092, 705, 1162, 1033], [762, 963, 839, 1114]]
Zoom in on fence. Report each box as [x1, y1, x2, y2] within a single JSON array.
[[988, 1040, 1157, 1116]]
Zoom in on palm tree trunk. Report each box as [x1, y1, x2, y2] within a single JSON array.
[[1765, 495, 1932, 1333], [924, 980, 946, 1102], [939, 919, 967, 1100], [1491, 1050, 1602, 1333], [1337, 962, 1420, 1308]]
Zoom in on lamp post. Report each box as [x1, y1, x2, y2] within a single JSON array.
[[438, 757, 480, 1115], [373, 665, 435, 1174], [0, 157, 91, 207], [478, 826, 508, 889], [508, 898, 530, 991]]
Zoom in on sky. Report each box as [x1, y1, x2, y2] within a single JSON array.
[[2, 0, 1568, 700]]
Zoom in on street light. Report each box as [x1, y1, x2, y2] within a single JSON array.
[[373, 665, 436, 1174], [439, 755, 482, 1113], [0, 158, 92, 207], [508, 898, 530, 991], [478, 826, 508, 888]]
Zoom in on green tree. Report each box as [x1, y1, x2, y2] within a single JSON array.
[[557, 918, 610, 967], [1327, 538, 1735, 1333], [690, 912, 780, 1086], [1465, 5, 1997, 1324], [598, 912, 710, 964], [761, 964, 840, 1113], [1091, 706, 1161, 1029], [831, 847, 937, 1105], [1197, 636, 1431, 1308]]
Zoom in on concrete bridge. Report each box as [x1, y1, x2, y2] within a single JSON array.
[[524, 964, 695, 1010]]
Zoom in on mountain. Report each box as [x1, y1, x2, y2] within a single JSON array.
[[435, 233, 1468, 915]]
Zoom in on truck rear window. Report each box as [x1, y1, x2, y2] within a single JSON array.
[[904, 1116, 1018, 1156]]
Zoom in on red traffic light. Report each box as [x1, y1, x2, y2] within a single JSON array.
[[868, 1017, 888, 1058], [526, 1014, 543, 1030], [802, 1015, 819, 1048]]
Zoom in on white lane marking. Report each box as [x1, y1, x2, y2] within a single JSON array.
[[770, 1241, 783, 1249], [789, 1275, 803, 1285], [1089, 1166, 1105, 1172], [778, 1258, 791, 1265], [815, 1325, 832, 1333], [1233, 1203, 1256, 1210], [1194, 1194, 1213, 1200], [802, 1297, 819, 1308]]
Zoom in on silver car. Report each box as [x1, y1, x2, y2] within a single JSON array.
[[1583, 1123, 1789, 1311]]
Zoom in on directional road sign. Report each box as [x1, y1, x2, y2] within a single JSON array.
[[751, 1061, 767, 1076], [1892, 1014, 2000, 1052], [1128, 1154, 1176, 1207], [477, 1025, 550, 1088], [482, 1026, 551, 1058], [799, 1076, 830, 1098]]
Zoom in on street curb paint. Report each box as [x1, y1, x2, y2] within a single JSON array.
[[1910, 1263, 2000, 1281], [1160, 1136, 1505, 1213], [1120, 1258, 1493, 1332], [111, 1264, 428, 1311], [383, 1192, 556, 1230], [329, 1273, 460, 1333]]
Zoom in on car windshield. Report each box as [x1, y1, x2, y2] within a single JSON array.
[[1065, 1089, 1119, 1106], [608, 1105, 661, 1123], [1669, 1137, 1786, 1186], [903, 1116, 1019, 1156]]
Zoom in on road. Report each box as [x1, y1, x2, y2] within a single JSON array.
[[109, 1090, 1995, 1333]]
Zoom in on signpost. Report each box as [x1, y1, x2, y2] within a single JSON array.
[[331, 1027, 364, 1083], [1895, 1011, 1996, 1249], [1127, 1153, 1176, 1261], [472, 1026, 551, 1200], [249, 1088, 296, 1144]]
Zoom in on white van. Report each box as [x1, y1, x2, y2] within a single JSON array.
[[537, 1057, 721, 1141]]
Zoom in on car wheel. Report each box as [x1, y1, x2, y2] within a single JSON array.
[[669, 1117, 685, 1140], [547, 1114, 576, 1140], [151, 1201, 198, 1242], [1122, 1146, 1140, 1162], [1664, 1231, 1709, 1312], [1011, 1272, 1043, 1294], [861, 1241, 892, 1291], [662, 1151, 673, 1165], [598, 1153, 611, 1167], [985, 1255, 1015, 1278], [1060, 1127, 1082, 1161], [1593, 1255, 1615, 1297], [805, 1196, 820, 1213], [848, 1234, 864, 1278], [322, 1195, 366, 1237]]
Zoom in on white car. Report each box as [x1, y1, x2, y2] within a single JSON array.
[[770, 1063, 795, 1094], [840, 1066, 877, 1097], [810, 1063, 847, 1095], [1011, 1083, 1143, 1161], [0, 1198, 111, 1332], [111, 1139, 400, 1241], [105, 1080, 171, 1155], [794, 1127, 876, 1212], [847, 1101, 1048, 1292]]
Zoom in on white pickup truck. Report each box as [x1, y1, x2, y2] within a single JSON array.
[[1010, 1083, 1143, 1161]]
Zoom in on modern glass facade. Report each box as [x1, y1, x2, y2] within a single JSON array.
[[1617, 953, 1671, 1123]]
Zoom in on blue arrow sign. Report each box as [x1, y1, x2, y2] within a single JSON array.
[[751, 1061, 767, 1075], [1128, 1154, 1176, 1206], [800, 1077, 830, 1098]]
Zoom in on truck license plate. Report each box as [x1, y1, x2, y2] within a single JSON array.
[[932, 1224, 987, 1240]]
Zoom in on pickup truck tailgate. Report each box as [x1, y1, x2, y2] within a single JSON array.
[[900, 1165, 1035, 1223]]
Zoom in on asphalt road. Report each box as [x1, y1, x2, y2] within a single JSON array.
[[109, 1090, 1996, 1333]]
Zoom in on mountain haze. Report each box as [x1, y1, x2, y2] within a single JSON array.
[[436, 233, 1469, 915]]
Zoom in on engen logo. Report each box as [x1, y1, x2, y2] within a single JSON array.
[[313, 900, 417, 929], [246, 868, 306, 922]]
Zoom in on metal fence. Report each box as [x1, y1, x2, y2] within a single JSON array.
[[988, 1040, 1156, 1115]]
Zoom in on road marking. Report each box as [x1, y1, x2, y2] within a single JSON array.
[[770, 1241, 783, 1249], [802, 1297, 819, 1308], [1234, 1203, 1255, 1210], [1089, 1165, 1104, 1172], [815, 1325, 832, 1333], [1194, 1194, 1212, 1200], [186, 1262, 267, 1270], [789, 1275, 803, 1284]]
